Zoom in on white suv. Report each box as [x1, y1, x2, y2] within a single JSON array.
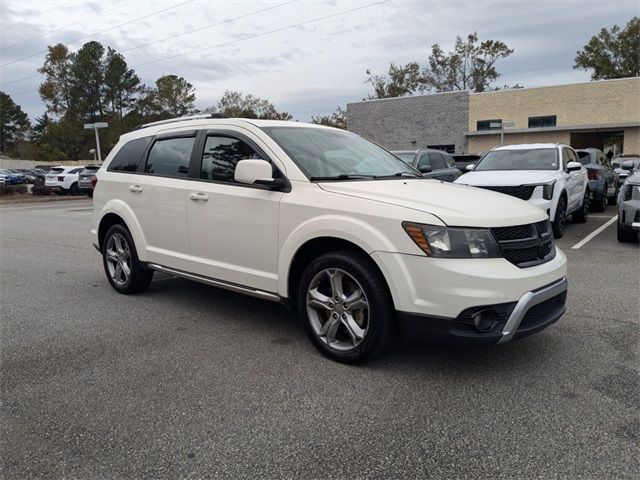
[[455, 144, 590, 238], [91, 115, 568, 363], [45, 166, 85, 195]]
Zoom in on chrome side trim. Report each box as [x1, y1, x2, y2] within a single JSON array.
[[499, 277, 568, 343], [147, 263, 280, 302]]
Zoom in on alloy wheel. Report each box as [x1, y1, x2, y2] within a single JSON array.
[[306, 268, 370, 352], [105, 233, 131, 286]]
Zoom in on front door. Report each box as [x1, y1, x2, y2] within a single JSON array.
[[563, 147, 583, 210], [186, 131, 283, 293]]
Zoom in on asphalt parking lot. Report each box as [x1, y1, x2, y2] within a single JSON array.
[[1, 200, 638, 479]]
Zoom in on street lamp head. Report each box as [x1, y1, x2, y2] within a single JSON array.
[[84, 122, 109, 129]]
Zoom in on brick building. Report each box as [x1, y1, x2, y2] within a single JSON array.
[[347, 77, 640, 155]]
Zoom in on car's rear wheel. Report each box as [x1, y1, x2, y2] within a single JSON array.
[[102, 224, 153, 294], [608, 183, 618, 205], [592, 186, 607, 212], [572, 190, 590, 223], [552, 196, 567, 238], [69, 182, 80, 196], [617, 222, 637, 243], [297, 250, 395, 364]]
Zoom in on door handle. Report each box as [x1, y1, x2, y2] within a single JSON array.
[[129, 185, 143, 193], [189, 192, 209, 201]]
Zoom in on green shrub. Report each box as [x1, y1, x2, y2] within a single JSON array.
[[0, 184, 29, 196], [31, 184, 54, 196]]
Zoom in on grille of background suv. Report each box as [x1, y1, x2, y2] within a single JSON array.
[[477, 185, 536, 200]]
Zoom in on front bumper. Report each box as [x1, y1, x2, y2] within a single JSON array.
[[397, 277, 568, 344]]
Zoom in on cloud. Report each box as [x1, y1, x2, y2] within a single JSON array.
[[0, 0, 637, 122]]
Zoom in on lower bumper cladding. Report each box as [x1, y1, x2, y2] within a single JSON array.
[[397, 277, 568, 345]]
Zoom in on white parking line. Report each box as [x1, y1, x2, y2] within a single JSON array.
[[571, 216, 618, 250]]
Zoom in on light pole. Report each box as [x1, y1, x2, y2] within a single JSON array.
[[490, 121, 515, 145], [84, 122, 108, 162]]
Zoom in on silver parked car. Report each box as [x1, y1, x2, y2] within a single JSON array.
[[617, 168, 640, 243]]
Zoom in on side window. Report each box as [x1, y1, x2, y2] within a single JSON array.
[[562, 148, 570, 169], [144, 137, 195, 177], [201, 136, 263, 183], [429, 153, 447, 170], [417, 153, 431, 170], [108, 137, 152, 172], [69, 168, 84, 174]]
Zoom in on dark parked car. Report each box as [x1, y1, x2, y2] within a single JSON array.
[[617, 169, 640, 242], [451, 153, 483, 172], [10, 169, 45, 184], [392, 149, 461, 182], [78, 165, 101, 195], [612, 156, 640, 185], [0, 169, 26, 185], [575, 148, 619, 211]]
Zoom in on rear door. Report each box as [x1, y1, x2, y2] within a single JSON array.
[[130, 131, 197, 270], [185, 129, 283, 293]]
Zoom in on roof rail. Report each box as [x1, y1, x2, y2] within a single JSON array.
[[135, 113, 226, 130]]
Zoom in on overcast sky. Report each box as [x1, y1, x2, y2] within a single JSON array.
[[0, 0, 638, 121]]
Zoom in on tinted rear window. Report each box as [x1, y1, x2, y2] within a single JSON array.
[[49, 168, 64, 174], [108, 137, 152, 172]]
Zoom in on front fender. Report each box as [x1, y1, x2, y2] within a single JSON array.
[[95, 199, 148, 261], [277, 214, 403, 298]]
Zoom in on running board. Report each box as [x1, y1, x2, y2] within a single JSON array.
[[147, 263, 280, 302]]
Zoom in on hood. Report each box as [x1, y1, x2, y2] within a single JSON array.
[[455, 170, 559, 186], [318, 179, 546, 228], [626, 172, 640, 185]]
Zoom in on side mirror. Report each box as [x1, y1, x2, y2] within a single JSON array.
[[419, 165, 432, 173], [566, 161, 582, 173], [235, 159, 284, 189], [466, 163, 475, 171]]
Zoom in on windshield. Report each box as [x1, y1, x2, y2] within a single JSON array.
[[262, 127, 420, 180], [393, 152, 416, 164], [576, 151, 592, 165], [474, 148, 559, 171]]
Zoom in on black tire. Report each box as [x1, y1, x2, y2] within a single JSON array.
[[592, 187, 607, 212], [608, 183, 618, 205], [617, 222, 637, 243], [102, 224, 153, 294], [297, 250, 395, 364], [552, 195, 567, 238], [572, 189, 590, 223], [69, 182, 80, 196]]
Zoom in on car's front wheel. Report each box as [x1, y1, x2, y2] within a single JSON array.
[[297, 250, 395, 364], [102, 224, 153, 294], [552, 196, 567, 238]]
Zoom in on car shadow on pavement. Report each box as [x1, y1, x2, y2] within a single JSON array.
[[143, 275, 557, 375]]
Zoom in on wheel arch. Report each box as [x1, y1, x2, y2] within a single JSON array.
[[96, 200, 148, 260], [283, 236, 394, 308]]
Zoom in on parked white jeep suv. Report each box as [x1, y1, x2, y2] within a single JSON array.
[[455, 144, 590, 238], [92, 116, 568, 363]]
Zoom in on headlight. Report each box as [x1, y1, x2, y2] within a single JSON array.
[[542, 182, 555, 200], [403, 222, 501, 258]]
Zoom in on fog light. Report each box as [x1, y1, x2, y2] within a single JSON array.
[[472, 309, 500, 332]]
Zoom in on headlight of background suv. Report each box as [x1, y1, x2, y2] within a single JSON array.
[[542, 181, 555, 200], [403, 222, 502, 258]]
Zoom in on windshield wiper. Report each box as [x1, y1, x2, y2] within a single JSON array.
[[373, 172, 422, 179], [309, 174, 376, 181]]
